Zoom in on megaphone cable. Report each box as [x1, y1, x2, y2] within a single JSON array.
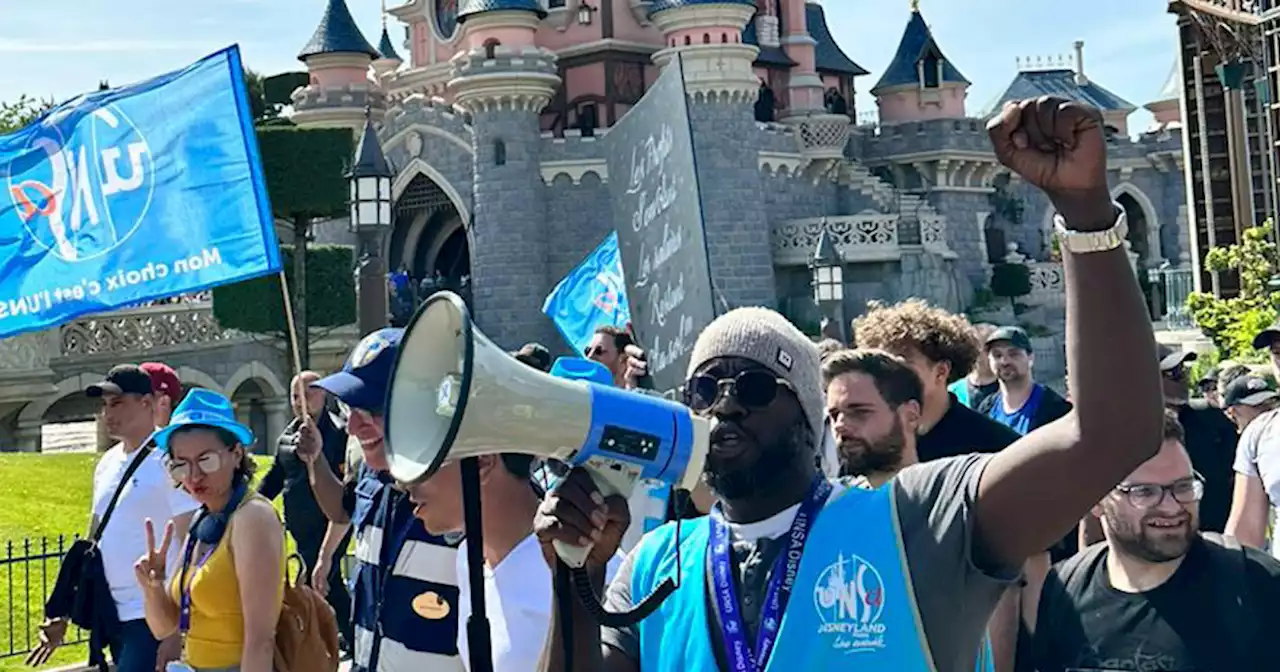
[[569, 517, 684, 629]]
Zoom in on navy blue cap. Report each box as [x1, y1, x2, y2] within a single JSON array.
[[984, 326, 1032, 354], [313, 328, 403, 412], [1223, 374, 1278, 408]]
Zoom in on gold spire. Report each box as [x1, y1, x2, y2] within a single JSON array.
[[910, 0, 920, 12], [381, 0, 387, 28]]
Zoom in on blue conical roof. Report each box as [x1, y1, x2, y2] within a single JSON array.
[[351, 113, 392, 178], [458, 0, 547, 22], [298, 0, 380, 62], [377, 26, 402, 61], [872, 8, 968, 93]]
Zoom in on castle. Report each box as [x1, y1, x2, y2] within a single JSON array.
[[291, 0, 1191, 368]]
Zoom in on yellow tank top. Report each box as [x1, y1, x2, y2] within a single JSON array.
[[170, 494, 284, 669]]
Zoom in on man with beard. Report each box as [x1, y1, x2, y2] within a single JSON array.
[[533, 96, 1163, 671], [1031, 411, 1280, 671], [977, 327, 1071, 435]]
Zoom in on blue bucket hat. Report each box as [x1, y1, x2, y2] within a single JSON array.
[[313, 328, 404, 413], [152, 388, 255, 453]]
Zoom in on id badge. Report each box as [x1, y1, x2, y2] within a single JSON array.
[[165, 662, 196, 672]]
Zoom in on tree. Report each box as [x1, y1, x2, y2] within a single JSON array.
[[1187, 223, 1280, 360], [0, 95, 56, 134]]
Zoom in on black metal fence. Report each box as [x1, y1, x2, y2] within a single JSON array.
[[2, 536, 89, 659]]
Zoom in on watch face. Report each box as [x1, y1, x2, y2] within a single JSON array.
[[435, 0, 458, 40]]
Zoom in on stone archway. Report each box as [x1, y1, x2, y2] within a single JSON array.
[[1112, 184, 1161, 268], [388, 172, 473, 318], [225, 362, 289, 454]]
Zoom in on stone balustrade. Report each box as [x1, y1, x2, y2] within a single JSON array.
[[782, 113, 853, 162], [773, 214, 901, 266], [0, 331, 59, 374], [58, 302, 238, 359]]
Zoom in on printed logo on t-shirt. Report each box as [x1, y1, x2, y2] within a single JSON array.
[[813, 551, 887, 653]]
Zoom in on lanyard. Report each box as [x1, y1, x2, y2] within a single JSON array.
[[708, 477, 832, 672], [177, 521, 217, 634], [373, 485, 417, 626]]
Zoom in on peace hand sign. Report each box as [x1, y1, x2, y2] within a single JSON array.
[[134, 518, 174, 589]]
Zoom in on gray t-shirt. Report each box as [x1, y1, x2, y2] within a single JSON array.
[[1232, 407, 1280, 558], [602, 454, 1017, 671]]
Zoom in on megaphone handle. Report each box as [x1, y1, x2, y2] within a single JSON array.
[[552, 465, 637, 569]]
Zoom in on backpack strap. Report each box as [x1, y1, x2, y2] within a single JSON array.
[[92, 444, 153, 542], [1200, 533, 1253, 668]]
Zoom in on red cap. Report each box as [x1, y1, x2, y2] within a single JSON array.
[[140, 362, 183, 406]]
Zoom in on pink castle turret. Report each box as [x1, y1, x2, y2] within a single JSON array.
[[872, 2, 969, 124], [293, 0, 384, 132]]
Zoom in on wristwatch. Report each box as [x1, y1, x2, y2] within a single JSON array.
[[1053, 206, 1128, 254]]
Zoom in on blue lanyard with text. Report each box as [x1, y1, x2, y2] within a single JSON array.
[[708, 477, 832, 672], [177, 527, 217, 634]]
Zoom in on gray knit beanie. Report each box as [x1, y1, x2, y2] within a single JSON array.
[[686, 307, 824, 443]]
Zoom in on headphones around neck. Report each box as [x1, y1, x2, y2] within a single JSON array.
[[191, 480, 249, 545]]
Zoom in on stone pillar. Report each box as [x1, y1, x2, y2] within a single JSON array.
[[449, 43, 560, 348], [15, 419, 42, 453], [262, 399, 292, 456]]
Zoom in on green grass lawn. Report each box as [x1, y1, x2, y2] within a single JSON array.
[[0, 453, 285, 672]]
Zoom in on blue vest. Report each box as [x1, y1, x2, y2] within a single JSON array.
[[630, 483, 993, 671], [350, 466, 464, 672]]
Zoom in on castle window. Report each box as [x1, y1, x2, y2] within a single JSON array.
[[577, 104, 599, 137], [684, 35, 691, 46], [721, 33, 728, 43], [549, 0, 567, 7], [703, 33, 711, 44], [493, 139, 506, 166], [921, 53, 941, 89], [483, 39, 500, 60]]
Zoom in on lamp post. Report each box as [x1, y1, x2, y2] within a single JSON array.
[[576, 1, 595, 25], [810, 226, 846, 343], [348, 108, 394, 337]]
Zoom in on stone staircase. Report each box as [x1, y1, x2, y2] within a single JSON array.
[[842, 162, 942, 219]]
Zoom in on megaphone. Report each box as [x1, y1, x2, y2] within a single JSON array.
[[384, 291, 709, 569]]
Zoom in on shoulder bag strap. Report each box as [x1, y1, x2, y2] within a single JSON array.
[[92, 443, 154, 542], [1203, 533, 1252, 668]]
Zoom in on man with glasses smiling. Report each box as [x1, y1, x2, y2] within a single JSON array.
[[1030, 410, 1280, 672]]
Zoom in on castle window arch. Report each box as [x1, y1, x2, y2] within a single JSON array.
[[703, 33, 711, 44], [721, 33, 728, 43], [684, 35, 691, 45], [920, 52, 941, 89], [493, 139, 506, 166], [483, 38, 500, 59]]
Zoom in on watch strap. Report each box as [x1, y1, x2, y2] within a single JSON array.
[[1053, 206, 1128, 254]]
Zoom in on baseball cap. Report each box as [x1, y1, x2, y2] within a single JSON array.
[[1252, 324, 1280, 350], [512, 342, 553, 372], [313, 328, 403, 413], [984, 326, 1033, 354], [1223, 374, 1278, 408], [86, 364, 156, 398], [1156, 343, 1197, 372], [140, 362, 183, 407]]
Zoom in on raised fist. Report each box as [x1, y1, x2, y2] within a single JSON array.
[[987, 96, 1114, 231]]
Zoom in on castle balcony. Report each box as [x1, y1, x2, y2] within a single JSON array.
[[772, 212, 953, 267], [1026, 261, 1066, 309], [780, 112, 854, 163]]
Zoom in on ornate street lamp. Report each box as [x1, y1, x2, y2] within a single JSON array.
[[576, 1, 596, 25], [810, 226, 846, 342], [348, 107, 395, 336]]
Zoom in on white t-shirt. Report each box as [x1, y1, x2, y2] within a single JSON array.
[[91, 442, 200, 621], [455, 535, 622, 672], [1233, 408, 1280, 558]]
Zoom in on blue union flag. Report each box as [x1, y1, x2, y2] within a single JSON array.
[[0, 45, 281, 338]]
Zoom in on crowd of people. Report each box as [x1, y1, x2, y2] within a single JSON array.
[[24, 96, 1280, 672]]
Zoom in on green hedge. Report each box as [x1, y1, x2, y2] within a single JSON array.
[[256, 126, 354, 219], [212, 244, 356, 334]]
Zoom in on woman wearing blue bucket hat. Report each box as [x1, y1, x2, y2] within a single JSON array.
[[132, 388, 285, 672]]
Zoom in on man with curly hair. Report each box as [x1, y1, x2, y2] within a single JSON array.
[[854, 299, 1021, 463]]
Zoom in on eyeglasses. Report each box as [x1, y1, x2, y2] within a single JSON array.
[[584, 345, 608, 358], [1114, 473, 1204, 509], [684, 370, 790, 412], [165, 451, 225, 481]]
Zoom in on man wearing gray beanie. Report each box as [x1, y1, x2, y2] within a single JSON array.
[[534, 96, 1164, 671]]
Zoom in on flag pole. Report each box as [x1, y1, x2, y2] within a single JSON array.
[[278, 270, 303, 376]]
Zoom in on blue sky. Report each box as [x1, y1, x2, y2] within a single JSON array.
[[0, 0, 1177, 131]]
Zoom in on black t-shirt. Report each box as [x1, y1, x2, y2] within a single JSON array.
[[917, 395, 1021, 462], [1176, 403, 1238, 533], [965, 380, 1000, 413], [1033, 538, 1280, 671]]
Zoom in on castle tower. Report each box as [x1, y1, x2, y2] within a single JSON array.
[[448, 0, 559, 347], [1146, 63, 1183, 131], [373, 3, 404, 79], [648, 0, 777, 308], [293, 0, 384, 132], [778, 1, 824, 113], [872, 2, 970, 124]]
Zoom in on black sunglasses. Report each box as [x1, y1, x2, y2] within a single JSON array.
[[684, 370, 788, 412]]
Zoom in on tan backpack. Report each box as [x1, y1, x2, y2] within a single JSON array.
[[273, 554, 340, 672]]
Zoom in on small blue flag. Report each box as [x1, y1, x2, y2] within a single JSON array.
[[542, 231, 632, 354], [0, 45, 281, 338]]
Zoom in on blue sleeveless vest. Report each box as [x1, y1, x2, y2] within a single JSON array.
[[349, 465, 464, 672], [630, 483, 993, 671]]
